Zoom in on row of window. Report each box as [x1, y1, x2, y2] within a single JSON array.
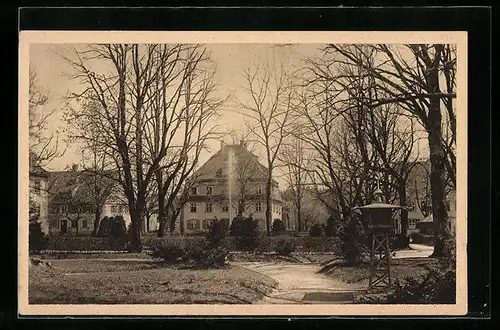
[[186, 218, 229, 230], [189, 185, 267, 196], [189, 202, 282, 214], [60, 219, 90, 229], [50, 205, 127, 214], [186, 218, 267, 231]]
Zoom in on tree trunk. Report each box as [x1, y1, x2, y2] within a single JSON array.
[[129, 208, 143, 252], [93, 208, 101, 236], [157, 191, 166, 237], [398, 185, 409, 249], [426, 51, 452, 258], [265, 174, 272, 236], [296, 185, 303, 232]]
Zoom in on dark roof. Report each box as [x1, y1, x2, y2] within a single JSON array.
[[48, 169, 118, 204], [194, 144, 277, 185]]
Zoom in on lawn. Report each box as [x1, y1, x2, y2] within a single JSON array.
[[29, 259, 278, 304]]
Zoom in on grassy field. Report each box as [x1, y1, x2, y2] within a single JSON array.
[[29, 259, 277, 304]]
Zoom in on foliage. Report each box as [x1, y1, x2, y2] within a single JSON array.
[[149, 245, 187, 264], [325, 215, 338, 237], [189, 246, 229, 269], [45, 236, 128, 251], [271, 219, 286, 236], [97, 216, 127, 241], [205, 218, 229, 249], [29, 221, 48, 253], [230, 216, 262, 251], [274, 238, 296, 256], [309, 223, 325, 237], [387, 268, 456, 304], [340, 216, 368, 264]]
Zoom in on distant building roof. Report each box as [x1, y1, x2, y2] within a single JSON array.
[[191, 142, 282, 201]]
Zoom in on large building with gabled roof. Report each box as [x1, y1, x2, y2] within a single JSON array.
[[182, 140, 283, 233]]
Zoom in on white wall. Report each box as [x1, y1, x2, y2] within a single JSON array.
[[183, 200, 283, 233]]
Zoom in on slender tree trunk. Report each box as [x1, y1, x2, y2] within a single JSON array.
[[93, 207, 101, 236], [265, 174, 272, 236], [398, 185, 409, 249], [157, 190, 166, 237]]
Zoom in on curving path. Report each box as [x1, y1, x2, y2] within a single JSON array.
[[234, 262, 365, 304]]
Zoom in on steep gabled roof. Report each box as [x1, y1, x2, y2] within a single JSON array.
[[48, 169, 118, 204], [193, 144, 276, 185]]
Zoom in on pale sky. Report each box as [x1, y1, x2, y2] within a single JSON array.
[[30, 43, 430, 189], [29, 43, 325, 187]]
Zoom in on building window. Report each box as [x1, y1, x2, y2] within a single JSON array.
[[255, 186, 262, 195], [202, 219, 213, 230], [71, 220, 77, 228], [50, 206, 59, 214], [82, 220, 88, 228], [256, 202, 262, 212], [111, 205, 118, 213], [61, 205, 68, 214], [205, 203, 213, 213], [34, 180, 41, 193], [187, 219, 200, 230], [206, 186, 213, 195], [222, 204, 228, 212], [190, 203, 197, 212], [191, 187, 198, 195]]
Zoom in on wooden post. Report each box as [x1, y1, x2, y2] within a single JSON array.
[[368, 232, 391, 290]]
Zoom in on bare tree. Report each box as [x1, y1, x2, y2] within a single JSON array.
[[238, 63, 293, 236], [63, 44, 223, 251], [29, 67, 65, 170], [323, 44, 456, 257], [278, 128, 309, 232]]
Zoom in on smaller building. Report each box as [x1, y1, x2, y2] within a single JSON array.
[[47, 167, 131, 236], [29, 163, 50, 235]]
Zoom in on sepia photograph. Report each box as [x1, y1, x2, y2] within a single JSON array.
[[19, 31, 467, 316]]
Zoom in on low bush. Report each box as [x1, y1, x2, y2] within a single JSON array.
[[387, 268, 456, 304], [205, 218, 229, 249], [231, 216, 262, 251], [309, 223, 326, 237], [97, 216, 128, 240], [45, 236, 128, 251], [271, 219, 286, 236], [29, 221, 48, 253], [274, 238, 296, 256], [149, 245, 186, 263], [189, 246, 229, 269]]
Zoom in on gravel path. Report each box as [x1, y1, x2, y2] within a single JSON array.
[[234, 262, 365, 304]]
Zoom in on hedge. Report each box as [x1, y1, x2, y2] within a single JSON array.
[[45, 236, 128, 251], [42, 235, 342, 253]]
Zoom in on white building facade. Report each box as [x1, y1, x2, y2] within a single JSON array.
[[183, 142, 283, 234]]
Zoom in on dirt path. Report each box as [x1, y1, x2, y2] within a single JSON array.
[[234, 262, 365, 304]]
